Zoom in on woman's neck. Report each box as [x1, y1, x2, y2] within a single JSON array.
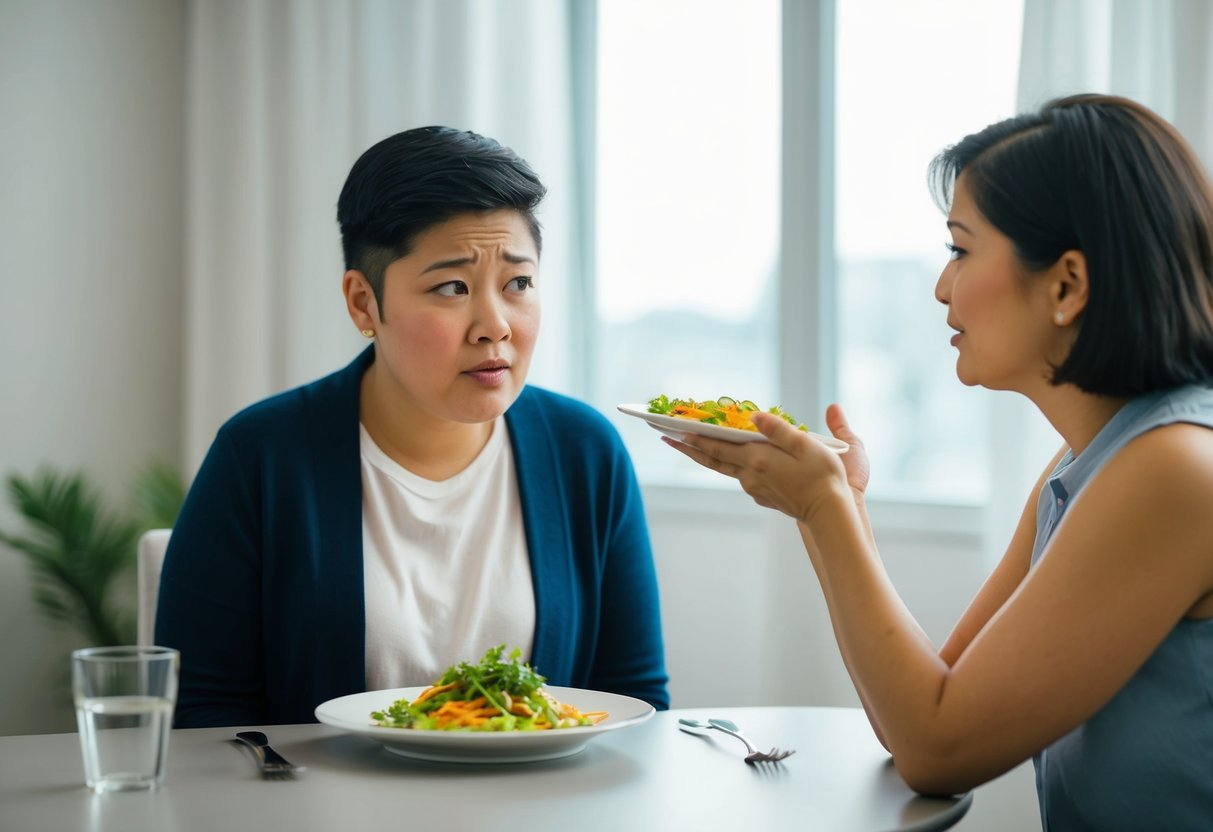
[[1033, 385, 1129, 458], [358, 365, 494, 481]]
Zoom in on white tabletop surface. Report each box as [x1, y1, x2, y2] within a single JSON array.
[[0, 705, 970, 832]]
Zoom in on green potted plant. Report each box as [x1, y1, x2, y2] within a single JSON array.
[[0, 461, 185, 647]]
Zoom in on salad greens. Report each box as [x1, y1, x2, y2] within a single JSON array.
[[370, 645, 599, 732]]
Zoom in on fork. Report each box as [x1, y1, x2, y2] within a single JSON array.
[[233, 731, 306, 778], [679, 717, 795, 764]]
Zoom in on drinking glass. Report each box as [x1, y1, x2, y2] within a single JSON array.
[[71, 645, 179, 793]]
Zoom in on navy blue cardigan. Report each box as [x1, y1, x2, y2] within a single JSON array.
[[156, 347, 668, 727]]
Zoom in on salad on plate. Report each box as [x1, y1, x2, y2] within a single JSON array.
[[370, 645, 607, 732]]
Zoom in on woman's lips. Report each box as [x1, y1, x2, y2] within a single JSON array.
[[950, 332, 962, 347], [465, 365, 509, 386]]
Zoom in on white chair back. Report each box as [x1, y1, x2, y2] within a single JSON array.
[[137, 529, 172, 646]]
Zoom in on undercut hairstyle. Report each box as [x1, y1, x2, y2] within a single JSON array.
[[929, 94, 1213, 396], [337, 126, 547, 319]]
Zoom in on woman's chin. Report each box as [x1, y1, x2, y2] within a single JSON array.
[[455, 390, 520, 423], [953, 365, 981, 388]]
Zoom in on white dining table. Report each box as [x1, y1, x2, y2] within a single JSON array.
[[0, 705, 971, 832]]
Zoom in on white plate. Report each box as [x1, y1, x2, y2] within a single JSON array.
[[314, 685, 655, 764], [617, 403, 848, 452]]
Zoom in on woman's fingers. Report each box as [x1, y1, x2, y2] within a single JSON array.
[[750, 411, 815, 456], [824, 403, 870, 494], [660, 434, 745, 480], [826, 404, 867, 453], [825, 403, 855, 441], [662, 416, 847, 520]]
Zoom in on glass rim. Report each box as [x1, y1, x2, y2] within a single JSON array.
[[71, 645, 179, 661]]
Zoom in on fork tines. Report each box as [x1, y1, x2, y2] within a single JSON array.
[[745, 748, 796, 764], [233, 733, 306, 779]]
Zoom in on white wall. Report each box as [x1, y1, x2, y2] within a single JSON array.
[[0, 0, 186, 735]]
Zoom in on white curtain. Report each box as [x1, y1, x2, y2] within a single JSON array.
[[183, 0, 581, 471], [1018, 0, 1213, 167]]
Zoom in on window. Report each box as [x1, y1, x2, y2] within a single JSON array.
[[835, 0, 1025, 504], [594, 0, 1032, 505], [594, 0, 781, 486]]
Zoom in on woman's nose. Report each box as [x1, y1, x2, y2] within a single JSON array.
[[470, 294, 511, 343], [934, 264, 952, 306]]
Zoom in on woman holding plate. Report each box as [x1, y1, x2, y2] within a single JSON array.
[[156, 127, 669, 727], [665, 94, 1213, 831]]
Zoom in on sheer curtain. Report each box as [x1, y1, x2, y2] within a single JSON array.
[[183, 0, 582, 471], [983, 0, 1213, 553], [1018, 0, 1213, 166]]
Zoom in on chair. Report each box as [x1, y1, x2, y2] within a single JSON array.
[[137, 528, 172, 646]]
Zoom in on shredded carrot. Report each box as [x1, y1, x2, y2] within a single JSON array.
[[413, 681, 460, 704], [671, 402, 759, 431], [649, 395, 809, 435], [405, 682, 606, 730]]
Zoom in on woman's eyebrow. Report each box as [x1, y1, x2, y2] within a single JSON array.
[[421, 251, 536, 274], [946, 219, 973, 234], [422, 256, 473, 274]]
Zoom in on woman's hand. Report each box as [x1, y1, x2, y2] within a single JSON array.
[[662, 403, 866, 524]]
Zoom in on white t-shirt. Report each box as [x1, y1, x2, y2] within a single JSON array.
[[360, 419, 535, 689]]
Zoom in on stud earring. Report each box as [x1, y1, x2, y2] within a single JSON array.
[[361, 329, 375, 338], [1055, 311, 1065, 324]]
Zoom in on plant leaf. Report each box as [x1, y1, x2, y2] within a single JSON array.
[[2, 463, 185, 647], [131, 459, 186, 530]]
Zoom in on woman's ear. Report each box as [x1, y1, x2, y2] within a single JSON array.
[[342, 269, 380, 333], [1052, 250, 1089, 324]]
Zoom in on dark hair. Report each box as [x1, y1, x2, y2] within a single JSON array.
[[929, 94, 1213, 396], [337, 126, 547, 319]]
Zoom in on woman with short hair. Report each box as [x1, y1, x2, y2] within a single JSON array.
[[158, 127, 669, 727]]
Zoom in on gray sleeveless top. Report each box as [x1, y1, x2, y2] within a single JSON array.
[[1030, 385, 1213, 831]]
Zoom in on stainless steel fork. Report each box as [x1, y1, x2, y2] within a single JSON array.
[[233, 731, 306, 778], [679, 717, 795, 764]]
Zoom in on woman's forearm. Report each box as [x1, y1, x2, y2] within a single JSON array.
[[796, 489, 963, 792], [798, 489, 893, 750]]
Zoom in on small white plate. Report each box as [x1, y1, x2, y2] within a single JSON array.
[[314, 686, 655, 764], [617, 403, 848, 452]]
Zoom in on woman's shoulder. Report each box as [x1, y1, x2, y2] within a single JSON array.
[[511, 387, 624, 445], [1089, 415, 1213, 535], [1113, 386, 1213, 468], [1140, 384, 1213, 426], [1122, 418, 1213, 480], [216, 352, 365, 443], [1079, 385, 1213, 475]]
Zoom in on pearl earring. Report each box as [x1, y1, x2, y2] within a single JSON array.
[[1055, 312, 1064, 324], [361, 329, 374, 338]]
